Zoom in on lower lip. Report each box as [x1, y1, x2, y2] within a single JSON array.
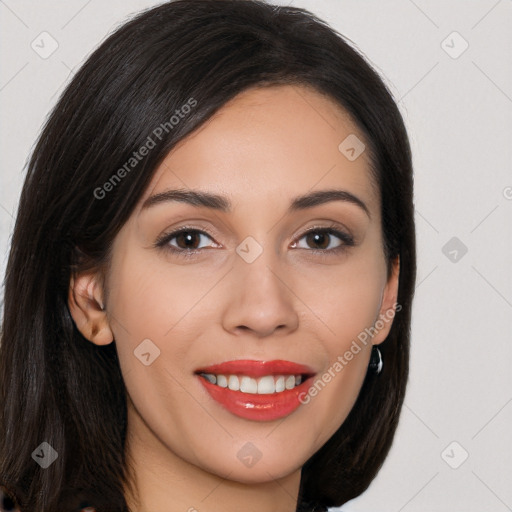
[[197, 375, 314, 421]]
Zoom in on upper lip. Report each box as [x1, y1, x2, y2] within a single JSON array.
[[194, 359, 316, 378]]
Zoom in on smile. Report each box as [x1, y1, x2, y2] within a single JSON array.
[[199, 373, 303, 394], [195, 359, 316, 421]]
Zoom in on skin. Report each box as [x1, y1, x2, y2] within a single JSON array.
[[69, 84, 399, 512]]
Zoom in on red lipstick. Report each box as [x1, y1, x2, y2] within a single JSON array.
[[195, 359, 316, 422]]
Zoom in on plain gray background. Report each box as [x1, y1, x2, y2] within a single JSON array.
[[1, 1, 511, 510]]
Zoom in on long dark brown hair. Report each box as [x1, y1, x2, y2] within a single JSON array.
[[0, 1, 416, 511]]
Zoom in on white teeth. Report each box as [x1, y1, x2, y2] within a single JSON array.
[[285, 375, 296, 390], [200, 373, 306, 394], [216, 374, 228, 388], [257, 375, 275, 394], [203, 373, 216, 384], [240, 376, 258, 393], [228, 375, 240, 391]]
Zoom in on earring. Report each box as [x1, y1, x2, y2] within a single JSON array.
[[369, 346, 383, 374]]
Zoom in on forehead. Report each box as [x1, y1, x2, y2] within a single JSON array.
[[140, 84, 379, 214]]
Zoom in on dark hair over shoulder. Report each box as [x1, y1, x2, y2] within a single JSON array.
[[0, 1, 416, 511]]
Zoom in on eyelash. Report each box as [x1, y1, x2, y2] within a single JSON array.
[[154, 224, 355, 259]]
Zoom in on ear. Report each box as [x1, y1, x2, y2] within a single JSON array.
[[68, 271, 114, 346], [372, 255, 400, 345]]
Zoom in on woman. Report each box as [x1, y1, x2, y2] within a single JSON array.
[[0, 1, 416, 511]]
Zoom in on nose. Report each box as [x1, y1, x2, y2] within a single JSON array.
[[221, 247, 299, 338]]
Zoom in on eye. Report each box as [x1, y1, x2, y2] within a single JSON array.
[[154, 224, 354, 259], [292, 226, 354, 253], [155, 227, 219, 256]]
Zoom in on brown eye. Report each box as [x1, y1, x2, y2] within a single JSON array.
[[294, 227, 354, 252], [155, 227, 220, 258], [304, 231, 331, 250], [173, 230, 205, 250]]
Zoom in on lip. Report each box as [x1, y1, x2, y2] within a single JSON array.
[[195, 359, 316, 422], [194, 359, 316, 377]]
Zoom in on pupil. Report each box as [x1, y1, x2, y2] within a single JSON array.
[[179, 231, 197, 249], [308, 232, 328, 249]]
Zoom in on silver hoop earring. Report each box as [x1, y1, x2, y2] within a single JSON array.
[[369, 346, 383, 374]]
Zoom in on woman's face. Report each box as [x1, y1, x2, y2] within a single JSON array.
[[72, 84, 398, 489]]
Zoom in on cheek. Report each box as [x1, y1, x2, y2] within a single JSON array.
[[107, 245, 211, 346], [104, 250, 207, 455], [296, 248, 386, 344], [105, 246, 220, 404], [292, 250, 386, 442], [104, 250, 180, 390]]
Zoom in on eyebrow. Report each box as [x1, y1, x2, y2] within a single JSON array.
[[142, 188, 370, 217]]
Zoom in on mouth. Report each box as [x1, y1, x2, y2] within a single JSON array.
[[194, 359, 316, 421]]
